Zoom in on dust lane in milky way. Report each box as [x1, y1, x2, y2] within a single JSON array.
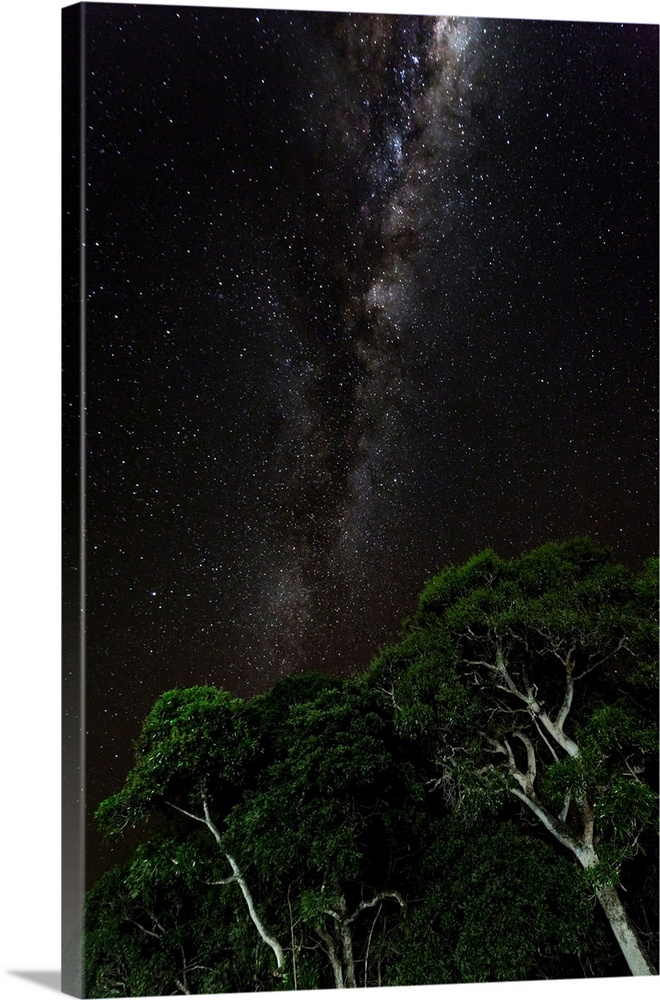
[[65, 5, 658, 882], [251, 15, 511, 675]]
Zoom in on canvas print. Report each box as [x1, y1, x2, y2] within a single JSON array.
[[62, 2, 659, 996]]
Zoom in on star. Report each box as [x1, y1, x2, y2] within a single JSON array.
[[65, 4, 657, 888]]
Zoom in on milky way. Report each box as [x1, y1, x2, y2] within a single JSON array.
[[63, 5, 658, 883], [252, 15, 499, 674]]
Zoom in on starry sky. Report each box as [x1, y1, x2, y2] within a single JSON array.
[[63, 2, 658, 884]]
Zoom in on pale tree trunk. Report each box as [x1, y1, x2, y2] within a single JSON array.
[[509, 780, 656, 976], [333, 894, 357, 988], [315, 916, 356, 988], [318, 890, 405, 988], [593, 882, 656, 977], [315, 925, 344, 988], [225, 853, 286, 972], [485, 650, 658, 979], [573, 844, 656, 977], [167, 799, 287, 977], [338, 920, 357, 988]]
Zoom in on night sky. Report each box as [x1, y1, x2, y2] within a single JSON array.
[[64, 2, 658, 884]]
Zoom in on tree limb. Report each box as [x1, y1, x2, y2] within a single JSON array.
[[513, 730, 537, 787], [226, 853, 286, 971], [555, 650, 576, 730], [575, 639, 625, 681], [125, 917, 162, 940], [347, 890, 405, 924], [508, 787, 585, 857], [165, 800, 206, 824], [532, 714, 560, 762], [168, 796, 286, 973], [536, 709, 580, 758], [363, 901, 383, 988], [287, 883, 298, 992]]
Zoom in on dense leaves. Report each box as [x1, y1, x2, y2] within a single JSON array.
[[96, 687, 256, 835], [367, 539, 658, 975], [388, 819, 597, 985], [85, 540, 658, 994]]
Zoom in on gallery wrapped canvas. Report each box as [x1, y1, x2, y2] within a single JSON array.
[[62, 2, 659, 996]]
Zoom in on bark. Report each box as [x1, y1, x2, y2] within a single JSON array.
[[226, 853, 286, 971], [509, 787, 657, 975], [338, 920, 357, 988], [166, 799, 287, 974], [571, 843, 656, 976], [593, 883, 656, 977], [363, 903, 383, 987], [315, 925, 344, 988], [486, 650, 657, 977], [509, 787, 584, 856], [321, 890, 405, 988]]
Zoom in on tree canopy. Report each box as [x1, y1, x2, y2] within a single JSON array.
[[367, 539, 658, 976], [86, 539, 658, 995]]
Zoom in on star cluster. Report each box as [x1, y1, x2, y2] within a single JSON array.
[[64, 5, 658, 883]]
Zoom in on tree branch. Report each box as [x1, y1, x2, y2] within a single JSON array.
[[514, 730, 537, 786], [202, 794, 225, 847], [509, 787, 584, 857], [532, 714, 560, 762], [579, 797, 596, 849], [555, 649, 576, 730], [287, 884, 298, 991], [536, 708, 580, 758], [165, 800, 206, 824], [125, 917, 161, 940], [225, 853, 286, 971], [348, 890, 405, 924], [168, 797, 286, 973], [363, 901, 383, 988], [489, 734, 536, 797], [142, 906, 168, 937], [575, 639, 625, 681]]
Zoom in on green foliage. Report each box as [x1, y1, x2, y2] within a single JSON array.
[[367, 538, 658, 975], [388, 819, 596, 985], [85, 540, 658, 994], [452, 826, 594, 982], [417, 548, 506, 620], [84, 831, 293, 997], [224, 682, 423, 900], [540, 698, 658, 856], [96, 687, 255, 836], [376, 539, 657, 807], [298, 888, 341, 925], [541, 754, 592, 811], [594, 778, 658, 850]]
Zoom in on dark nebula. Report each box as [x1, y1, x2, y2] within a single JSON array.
[[63, 4, 658, 884]]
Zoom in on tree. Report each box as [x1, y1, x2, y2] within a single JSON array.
[[226, 682, 415, 988], [91, 541, 657, 990], [96, 686, 290, 983], [83, 833, 285, 997], [385, 816, 598, 984], [94, 677, 418, 991], [367, 539, 658, 977]]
